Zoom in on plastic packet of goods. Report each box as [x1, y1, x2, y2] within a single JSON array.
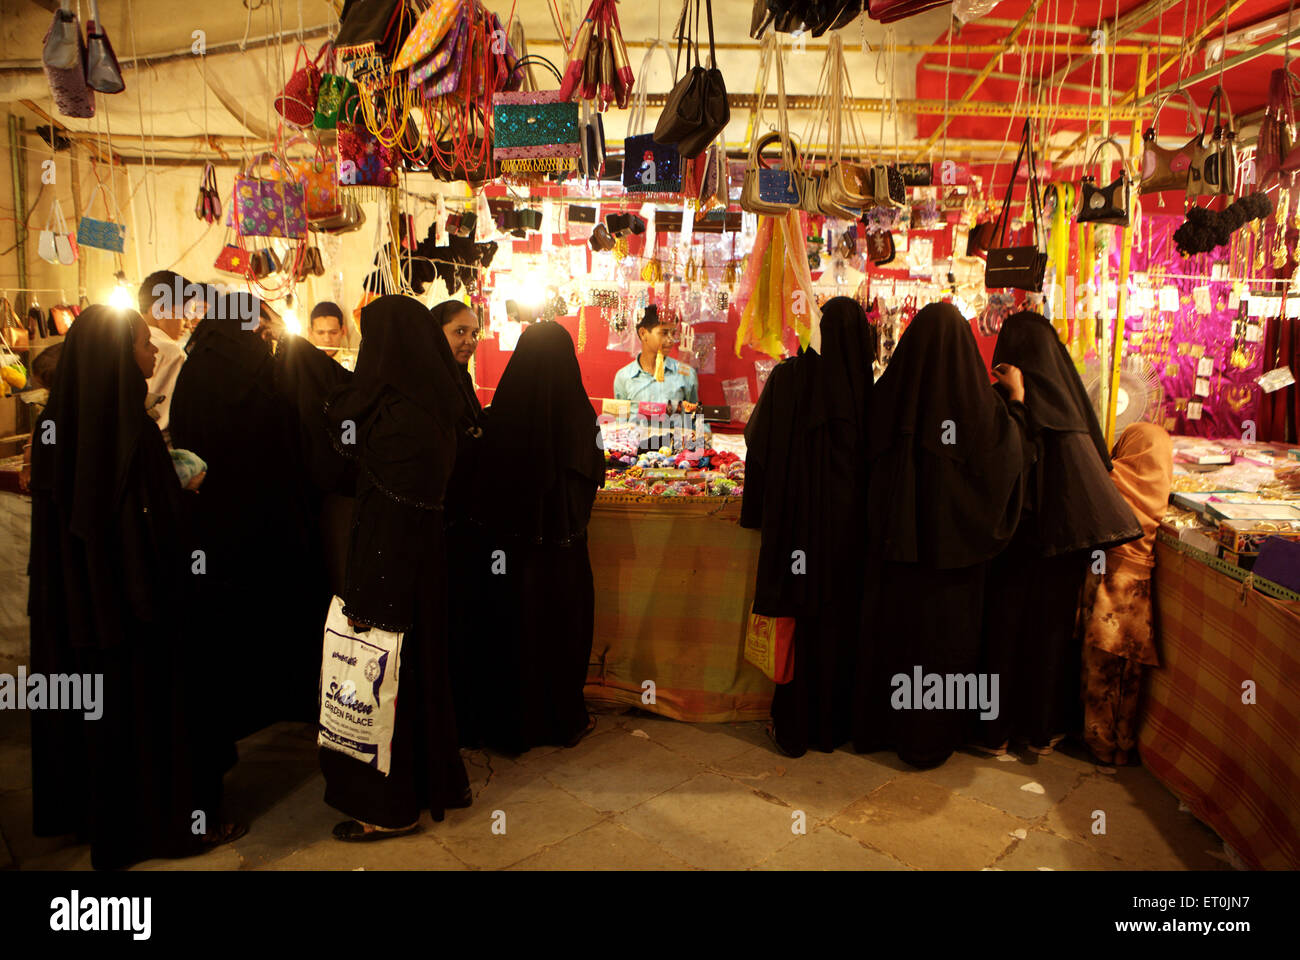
[[318, 597, 403, 776]]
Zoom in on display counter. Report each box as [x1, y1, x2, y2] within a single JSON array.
[[583, 492, 774, 722], [1142, 533, 1300, 869]]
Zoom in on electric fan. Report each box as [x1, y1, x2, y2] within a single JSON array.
[[1083, 352, 1165, 433]]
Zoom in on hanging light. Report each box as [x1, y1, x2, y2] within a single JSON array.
[[282, 293, 301, 336], [108, 271, 133, 311]]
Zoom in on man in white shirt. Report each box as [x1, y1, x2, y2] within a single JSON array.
[[138, 269, 202, 445]]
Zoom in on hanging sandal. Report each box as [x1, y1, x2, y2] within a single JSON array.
[[332, 819, 420, 842]]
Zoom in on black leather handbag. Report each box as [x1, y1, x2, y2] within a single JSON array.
[[986, 119, 1048, 293], [654, 0, 730, 158], [1077, 137, 1130, 226], [896, 161, 932, 186]]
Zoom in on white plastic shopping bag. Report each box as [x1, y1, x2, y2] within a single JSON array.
[[318, 596, 403, 775]]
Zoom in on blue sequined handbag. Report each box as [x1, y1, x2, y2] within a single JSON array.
[[493, 58, 580, 176], [76, 183, 125, 253]]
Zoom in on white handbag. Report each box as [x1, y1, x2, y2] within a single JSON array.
[[38, 199, 76, 265]]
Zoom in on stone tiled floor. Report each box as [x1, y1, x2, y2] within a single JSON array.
[[0, 710, 1233, 871], [0, 489, 1233, 871]]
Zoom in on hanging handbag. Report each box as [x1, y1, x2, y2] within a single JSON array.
[[195, 162, 222, 224], [1077, 137, 1131, 226], [809, 34, 866, 219], [1187, 86, 1238, 200], [654, 0, 729, 158], [233, 152, 308, 239], [393, 0, 462, 71], [1258, 69, 1299, 185], [1139, 90, 1202, 196], [740, 35, 801, 215], [1, 297, 28, 351], [84, 0, 124, 94], [42, 1, 94, 119], [492, 57, 581, 175], [278, 137, 343, 221], [76, 182, 126, 252], [275, 42, 327, 127], [623, 42, 683, 195], [311, 194, 367, 234], [214, 231, 254, 279], [39, 199, 77, 265], [966, 219, 996, 258], [337, 98, 399, 192], [408, 4, 467, 86], [897, 162, 932, 186], [866, 230, 895, 266], [986, 119, 1047, 292], [579, 101, 606, 179]]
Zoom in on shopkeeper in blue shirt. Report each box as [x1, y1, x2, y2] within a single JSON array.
[[613, 305, 699, 404]]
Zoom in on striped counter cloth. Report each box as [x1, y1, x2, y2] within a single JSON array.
[[584, 494, 775, 722], [1142, 536, 1300, 869]]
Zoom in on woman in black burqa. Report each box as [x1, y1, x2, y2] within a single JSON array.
[[28, 306, 241, 870], [169, 292, 326, 737], [430, 300, 489, 747], [974, 310, 1141, 755], [854, 302, 1035, 768], [321, 295, 476, 839], [741, 297, 876, 756], [470, 321, 606, 754]]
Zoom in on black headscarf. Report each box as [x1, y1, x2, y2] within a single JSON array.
[[325, 294, 467, 508], [991, 310, 1142, 556], [475, 322, 604, 542], [30, 307, 149, 539], [992, 310, 1111, 467], [867, 302, 1032, 569], [431, 299, 483, 420], [807, 296, 876, 437], [272, 333, 356, 495]]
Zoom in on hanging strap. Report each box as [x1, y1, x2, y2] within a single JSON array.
[[992, 120, 1043, 249], [627, 41, 675, 136]]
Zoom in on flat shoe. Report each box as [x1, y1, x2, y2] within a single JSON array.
[[332, 819, 419, 843]]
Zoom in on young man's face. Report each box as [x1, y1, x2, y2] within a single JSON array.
[[310, 315, 344, 351], [639, 322, 675, 355], [443, 309, 480, 366]]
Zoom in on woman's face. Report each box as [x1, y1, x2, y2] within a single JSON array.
[[132, 318, 158, 379], [443, 308, 480, 366]]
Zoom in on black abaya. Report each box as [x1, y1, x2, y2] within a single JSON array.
[[976, 311, 1143, 750], [741, 298, 876, 756], [28, 307, 235, 870], [854, 303, 1034, 768], [321, 295, 472, 825], [469, 322, 604, 754], [170, 295, 325, 736]]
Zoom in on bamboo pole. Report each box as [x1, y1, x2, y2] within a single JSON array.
[[1106, 53, 1150, 448]]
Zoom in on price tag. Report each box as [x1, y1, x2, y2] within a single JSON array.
[[1194, 377, 1211, 397], [1245, 321, 1264, 343], [1186, 400, 1203, 420], [1193, 286, 1211, 315], [1258, 365, 1297, 393], [1159, 286, 1180, 312], [541, 199, 554, 251], [1246, 296, 1264, 317], [1197, 356, 1214, 377]]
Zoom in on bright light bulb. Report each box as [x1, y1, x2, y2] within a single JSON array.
[[283, 303, 301, 336], [108, 283, 133, 311]]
